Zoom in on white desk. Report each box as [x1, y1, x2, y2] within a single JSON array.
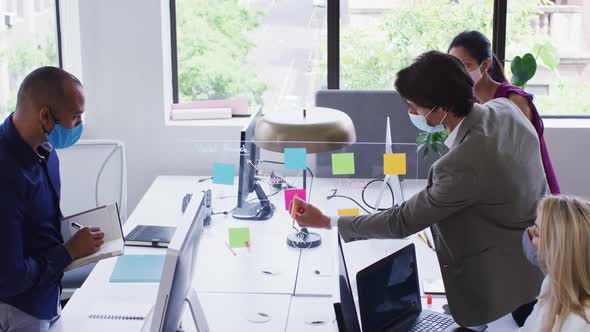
[[287, 296, 338, 332], [51, 176, 520, 332]]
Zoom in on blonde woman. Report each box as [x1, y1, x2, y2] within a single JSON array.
[[521, 196, 590, 331]]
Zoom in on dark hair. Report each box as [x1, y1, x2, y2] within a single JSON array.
[[16, 66, 82, 111], [448, 30, 508, 83], [395, 51, 474, 117]]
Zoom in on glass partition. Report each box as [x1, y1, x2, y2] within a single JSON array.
[[175, 139, 424, 218]]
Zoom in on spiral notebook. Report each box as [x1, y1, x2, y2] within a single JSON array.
[[86, 301, 152, 329]]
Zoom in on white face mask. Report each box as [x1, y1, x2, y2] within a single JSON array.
[[469, 63, 483, 84], [408, 105, 446, 133]]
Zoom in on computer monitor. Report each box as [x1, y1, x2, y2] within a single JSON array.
[[147, 193, 209, 332], [333, 235, 362, 332], [232, 107, 275, 220]]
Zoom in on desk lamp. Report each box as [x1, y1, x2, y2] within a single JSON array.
[[255, 107, 356, 249]]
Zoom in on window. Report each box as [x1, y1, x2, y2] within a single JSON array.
[[506, 0, 590, 116], [172, 0, 327, 112], [0, 0, 61, 121], [339, 0, 494, 90], [171, 0, 588, 118], [4, 0, 15, 13]]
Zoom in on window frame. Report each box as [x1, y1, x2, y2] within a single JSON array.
[[169, 0, 179, 104], [55, 0, 63, 68], [169, 0, 588, 118]]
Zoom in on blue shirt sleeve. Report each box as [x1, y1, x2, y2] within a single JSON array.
[[0, 171, 73, 297]]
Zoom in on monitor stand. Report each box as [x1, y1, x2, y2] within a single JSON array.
[[232, 182, 275, 220], [177, 288, 209, 332], [141, 288, 210, 332], [232, 201, 275, 220]]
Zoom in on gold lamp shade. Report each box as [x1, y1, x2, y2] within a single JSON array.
[[254, 107, 356, 153]]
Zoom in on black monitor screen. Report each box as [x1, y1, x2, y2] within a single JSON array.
[[356, 244, 421, 332], [335, 236, 361, 332], [236, 108, 262, 208]]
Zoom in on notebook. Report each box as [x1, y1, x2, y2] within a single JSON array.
[[422, 277, 446, 295], [109, 255, 166, 283], [86, 301, 153, 330], [124, 225, 176, 248], [61, 204, 124, 271]]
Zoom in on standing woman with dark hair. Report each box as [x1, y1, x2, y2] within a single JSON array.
[[448, 30, 560, 195]]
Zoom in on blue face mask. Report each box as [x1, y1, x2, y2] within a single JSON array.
[[45, 111, 83, 149], [408, 106, 446, 133]]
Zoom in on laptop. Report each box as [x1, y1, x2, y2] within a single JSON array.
[[124, 225, 176, 248], [335, 235, 459, 332], [334, 235, 362, 332]]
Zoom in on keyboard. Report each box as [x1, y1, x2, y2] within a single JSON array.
[[408, 313, 454, 332]]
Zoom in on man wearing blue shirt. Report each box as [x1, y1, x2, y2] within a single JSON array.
[[0, 67, 104, 332]]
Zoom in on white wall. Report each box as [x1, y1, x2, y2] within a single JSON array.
[[74, 0, 590, 216], [77, 0, 242, 214], [544, 126, 590, 198]]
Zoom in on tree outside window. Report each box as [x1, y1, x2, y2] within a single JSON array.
[[175, 0, 327, 112], [0, 1, 59, 121], [337, 0, 590, 116]]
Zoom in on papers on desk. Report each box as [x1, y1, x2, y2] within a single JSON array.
[[109, 255, 166, 282], [422, 278, 446, 295], [61, 204, 124, 271]]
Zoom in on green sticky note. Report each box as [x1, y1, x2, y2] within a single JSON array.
[[228, 227, 250, 248], [331, 153, 355, 175]]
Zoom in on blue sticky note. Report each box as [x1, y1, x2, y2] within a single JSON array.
[[284, 148, 307, 170], [109, 255, 166, 283], [213, 163, 235, 185]]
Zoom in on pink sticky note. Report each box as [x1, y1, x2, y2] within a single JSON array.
[[284, 188, 306, 211]]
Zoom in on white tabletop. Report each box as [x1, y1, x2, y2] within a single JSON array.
[[287, 296, 338, 332], [51, 175, 520, 332]]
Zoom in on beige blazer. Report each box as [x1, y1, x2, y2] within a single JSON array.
[[338, 98, 547, 326]]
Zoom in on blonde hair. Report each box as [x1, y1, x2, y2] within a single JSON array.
[[537, 195, 590, 332]]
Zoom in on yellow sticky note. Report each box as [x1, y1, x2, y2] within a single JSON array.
[[384, 153, 407, 175], [338, 208, 360, 216]]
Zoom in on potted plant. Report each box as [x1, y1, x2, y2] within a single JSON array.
[[416, 130, 449, 159]]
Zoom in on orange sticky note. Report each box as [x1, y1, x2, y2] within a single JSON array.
[[338, 208, 360, 216], [384, 153, 407, 175], [290, 196, 299, 218], [290, 195, 306, 218]]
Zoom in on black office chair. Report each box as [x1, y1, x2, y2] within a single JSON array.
[[61, 263, 97, 304]]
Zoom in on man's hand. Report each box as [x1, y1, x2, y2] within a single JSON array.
[[65, 227, 105, 260], [527, 225, 540, 249], [291, 196, 331, 229]]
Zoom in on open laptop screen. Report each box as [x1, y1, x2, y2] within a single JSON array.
[[356, 244, 421, 332]]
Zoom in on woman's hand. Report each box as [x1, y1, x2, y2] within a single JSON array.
[[527, 225, 540, 249]]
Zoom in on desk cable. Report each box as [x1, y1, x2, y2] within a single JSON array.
[[326, 179, 395, 214]]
